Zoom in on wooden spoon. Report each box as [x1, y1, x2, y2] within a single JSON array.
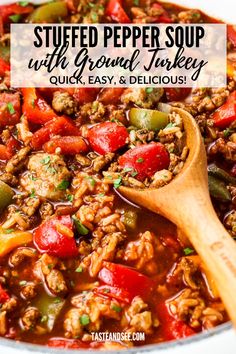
[[120, 107, 236, 327]]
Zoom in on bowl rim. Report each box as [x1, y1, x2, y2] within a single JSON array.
[[0, 322, 231, 353]]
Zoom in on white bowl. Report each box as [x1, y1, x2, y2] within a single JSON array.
[[0, 0, 235, 353]]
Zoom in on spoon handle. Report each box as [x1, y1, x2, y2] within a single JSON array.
[[181, 200, 236, 328]]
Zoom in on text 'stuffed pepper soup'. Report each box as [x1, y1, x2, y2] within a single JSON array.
[[0, 0, 235, 350]]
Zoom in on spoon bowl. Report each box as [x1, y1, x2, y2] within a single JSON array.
[[120, 107, 236, 327]]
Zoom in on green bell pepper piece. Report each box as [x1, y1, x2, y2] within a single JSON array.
[[208, 163, 236, 185], [34, 292, 65, 332], [0, 181, 14, 211], [129, 108, 169, 131], [208, 175, 231, 202], [28, 1, 68, 23], [122, 210, 138, 230], [0, 45, 10, 62]]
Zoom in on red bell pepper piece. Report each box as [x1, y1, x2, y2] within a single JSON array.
[[151, 3, 173, 23], [227, 25, 236, 48], [165, 88, 191, 102], [213, 91, 236, 128], [0, 136, 20, 161], [106, 0, 131, 24], [88, 121, 129, 155], [98, 262, 153, 302], [43, 136, 88, 155], [73, 88, 100, 105], [0, 92, 21, 127], [33, 215, 78, 259], [0, 284, 10, 304], [0, 58, 10, 76], [98, 88, 125, 105], [22, 88, 63, 125], [31, 116, 81, 150], [0, 3, 34, 23], [94, 285, 131, 304], [119, 142, 170, 181], [48, 338, 89, 349], [157, 303, 196, 341]]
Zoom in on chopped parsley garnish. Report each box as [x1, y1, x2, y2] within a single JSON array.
[[91, 12, 98, 22], [97, 193, 105, 197], [111, 304, 122, 313], [223, 128, 234, 137], [41, 315, 48, 323], [131, 170, 138, 177], [80, 314, 90, 326], [19, 280, 27, 286], [123, 167, 133, 173], [31, 99, 35, 108], [136, 157, 144, 163], [67, 194, 74, 202], [9, 14, 21, 23], [7, 102, 15, 115], [133, 0, 139, 5], [19, 1, 29, 6], [40, 156, 51, 165], [165, 122, 177, 129], [30, 189, 36, 198], [184, 247, 194, 256], [5, 229, 14, 234], [54, 298, 62, 304], [57, 180, 70, 190], [85, 176, 96, 187], [29, 174, 37, 181], [75, 266, 83, 273], [145, 87, 153, 94], [73, 216, 89, 236], [113, 176, 122, 189]]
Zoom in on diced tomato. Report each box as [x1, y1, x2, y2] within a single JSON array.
[[227, 25, 236, 48], [0, 92, 21, 127], [48, 338, 89, 349], [94, 285, 131, 304], [98, 262, 153, 302], [31, 116, 80, 150], [33, 215, 78, 259], [98, 88, 125, 105], [0, 136, 20, 161], [165, 88, 191, 102], [0, 58, 10, 76], [22, 88, 63, 125], [0, 145, 9, 160], [43, 136, 88, 155], [213, 91, 236, 128], [73, 88, 100, 105], [156, 303, 196, 341], [0, 284, 10, 304], [88, 121, 129, 155], [0, 3, 34, 24], [119, 142, 170, 181], [151, 3, 173, 23], [106, 0, 131, 23]]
